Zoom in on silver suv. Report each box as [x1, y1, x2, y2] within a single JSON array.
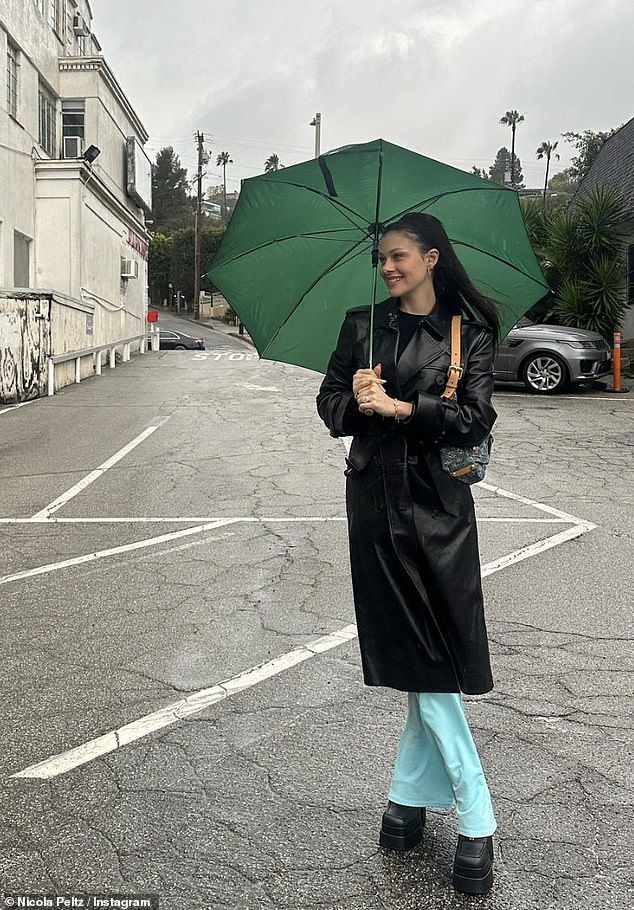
[[494, 318, 612, 394]]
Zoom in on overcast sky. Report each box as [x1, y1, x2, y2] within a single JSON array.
[[92, 0, 632, 194]]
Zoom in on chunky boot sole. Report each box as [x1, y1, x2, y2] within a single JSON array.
[[453, 836, 494, 894], [452, 865, 494, 895], [379, 807, 426, 851]]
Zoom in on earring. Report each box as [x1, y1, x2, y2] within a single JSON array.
[[427, 266, 432, 277]]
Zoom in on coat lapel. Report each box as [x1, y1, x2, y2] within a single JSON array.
[[370, 301, 400, 396], [369, 298, 455, 395], [397, 304, 452, 391]]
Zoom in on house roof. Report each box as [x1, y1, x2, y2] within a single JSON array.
[[576, 116, 634, 212]]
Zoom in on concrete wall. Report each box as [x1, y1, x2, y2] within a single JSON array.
[[0, 290, 146, 402], [0, 294, 51, 401]]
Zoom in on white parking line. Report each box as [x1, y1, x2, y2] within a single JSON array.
[[0, 400, 36, 417], [28, 417, 170, 521], [10, 625, 359, 780], [8, 490, 597, 780], [0, 516, 566, 524], [0, 523, 239, 587], [495, 392, 632, 402]]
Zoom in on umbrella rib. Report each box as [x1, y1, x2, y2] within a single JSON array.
[[260, 178, 372, 228], [212, 228, 369, 270], [451, 240, 549, 287], [387, 185, 514, 223], [260, 240, 371, 358]]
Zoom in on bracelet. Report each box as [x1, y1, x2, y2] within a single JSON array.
[[393, 398, 400, 422]]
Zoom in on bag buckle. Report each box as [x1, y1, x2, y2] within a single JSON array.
[[447, 364, 464, 379]]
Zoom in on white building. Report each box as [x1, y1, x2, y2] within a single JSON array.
[[0, 0, 152, 401]]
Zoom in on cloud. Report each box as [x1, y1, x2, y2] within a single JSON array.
[[93, 0, 633, 188]]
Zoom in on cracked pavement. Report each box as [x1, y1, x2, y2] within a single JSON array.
[[0, 314, 632, 909]]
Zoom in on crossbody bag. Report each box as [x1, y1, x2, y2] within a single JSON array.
[[438, 315, 492, 484]]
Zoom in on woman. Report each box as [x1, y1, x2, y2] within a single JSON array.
[[316, 213, 499, 895]]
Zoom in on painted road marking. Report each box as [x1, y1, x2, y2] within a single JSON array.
[[243, 383, 279, 392], [0, 516, 567, 524], [28, 417, 170, 521], [205, 351, 258, 361], [495, 392, 632, 403], [0, 401, 36, 417], [8, 482, 598, 780], [0, 524, 238, 587], [10, 625, 360, 780]]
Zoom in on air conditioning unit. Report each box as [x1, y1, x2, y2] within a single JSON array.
[[72, 14, 89, 36], [120, 258, 139, 279], [63, 135, 83, 159]]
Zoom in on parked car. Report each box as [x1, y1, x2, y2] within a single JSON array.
[[149, 330, 205, 350], [494, 318, 611, 394]]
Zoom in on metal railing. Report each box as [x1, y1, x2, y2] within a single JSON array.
[[47, 331, 156, 396]]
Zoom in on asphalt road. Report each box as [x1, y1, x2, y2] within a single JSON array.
[[0, 315, 632, 910]]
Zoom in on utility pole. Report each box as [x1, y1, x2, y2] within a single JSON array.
[[193, 130, 205, 320], [310, 113, 321, 158]]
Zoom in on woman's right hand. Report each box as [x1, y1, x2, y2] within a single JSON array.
[[353, 364, 385, 415]]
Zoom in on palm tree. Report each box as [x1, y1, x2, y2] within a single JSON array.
[[216, 151, 233, 222], [499, 110, 525, 186], [264, 153, 283, 173], [536, 141, 560, 207]]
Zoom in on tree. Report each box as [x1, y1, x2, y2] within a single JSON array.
[[206, 185, 225, 204], [264, 153, 283, 172], [548, 168, 577, 195], [148, 232, 174, 306], [499, 110, 525, 186], [523, 187, 629, 338], [488, 147, 524, 187], [471, 166, 489, 180], [164, 225, 227, 305], [536, 140, 560, 206], [561, 129, 617, 182], [151, 147, 194, 233], [216, 151, 233, 222]]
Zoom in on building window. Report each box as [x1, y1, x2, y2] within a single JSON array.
[[7, 41, 18, 118], [62, 99, 84, 156], [50, 0, 63, 36], [38, 80, 57, 156]]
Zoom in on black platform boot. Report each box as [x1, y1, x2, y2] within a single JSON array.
[[452, 835, 494, 894], [379, 801, 426, 851]]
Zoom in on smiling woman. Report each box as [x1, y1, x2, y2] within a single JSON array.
[[317, 212, 501, 895]]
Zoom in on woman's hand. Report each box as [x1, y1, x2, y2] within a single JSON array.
[[353, 364, 414, 420]]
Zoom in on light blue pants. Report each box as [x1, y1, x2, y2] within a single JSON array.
[[388, 692, 497, 838]]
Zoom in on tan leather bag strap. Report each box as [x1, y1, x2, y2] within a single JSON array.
[[441, 315, 463, 400]]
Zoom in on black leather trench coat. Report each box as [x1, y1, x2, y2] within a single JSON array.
[[316, 297, 497, 695]]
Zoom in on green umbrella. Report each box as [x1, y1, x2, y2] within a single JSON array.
[[208, 138, 549, 373]]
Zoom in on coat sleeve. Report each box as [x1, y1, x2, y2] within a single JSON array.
[[405, 327, 497, 447], [316, 314, 382, 438]]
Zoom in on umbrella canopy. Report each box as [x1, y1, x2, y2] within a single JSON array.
[[208, 138, 549, 373]]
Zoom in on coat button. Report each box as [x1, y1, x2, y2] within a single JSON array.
[[431, 509, 442, 519], [435, 376, 445, 386]]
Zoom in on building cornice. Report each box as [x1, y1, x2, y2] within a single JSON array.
[[59, 56, 149, 143]]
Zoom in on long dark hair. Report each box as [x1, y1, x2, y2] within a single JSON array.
[[382, 212, 500, 340]]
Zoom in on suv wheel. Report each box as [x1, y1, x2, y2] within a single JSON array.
[[521, 353, 569, 394]]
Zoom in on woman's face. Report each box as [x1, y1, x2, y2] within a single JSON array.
[[378, 231, 436, 298]]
